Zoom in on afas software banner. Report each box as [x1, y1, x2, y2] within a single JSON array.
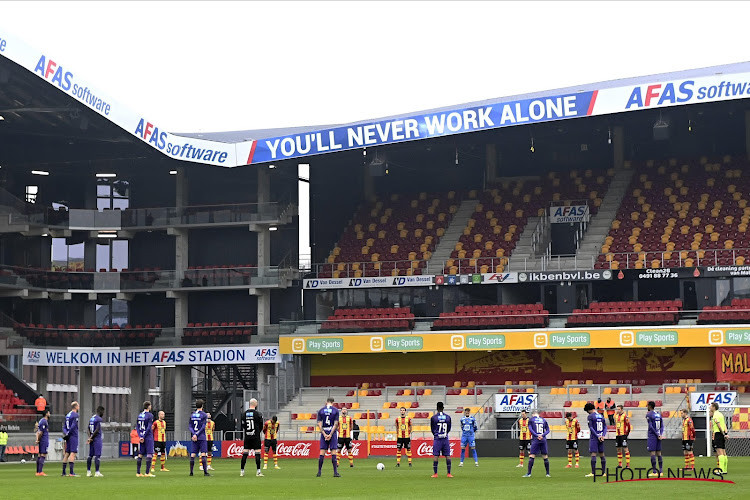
[[3, 29, 750, 167], [281, 325, 750, 355]]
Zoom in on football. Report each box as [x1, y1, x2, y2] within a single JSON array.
[[20, 459, 26, 464], [376, 462, 385, 470]]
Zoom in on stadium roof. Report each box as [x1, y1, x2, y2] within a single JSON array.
[[2, 31, 750, 168]]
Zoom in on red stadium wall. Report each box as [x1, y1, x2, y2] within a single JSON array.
[[310, 348, 715, 386]]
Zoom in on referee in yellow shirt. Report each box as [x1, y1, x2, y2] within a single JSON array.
[[709, 402, 729, 475]]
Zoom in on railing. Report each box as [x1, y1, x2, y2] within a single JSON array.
[[544, 254, 596, 270], [5, 200, 293, 229], [598, 247, 750, 269], [0, 264, 294, 292]]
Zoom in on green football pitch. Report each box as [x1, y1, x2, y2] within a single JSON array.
[[1, 456, 747, 499]]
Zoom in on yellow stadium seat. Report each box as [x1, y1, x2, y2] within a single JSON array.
[[609, 379, 617, 385], [351, 402, 359, 409], [638, 401, 647, 408], [424, 389, 432, 396], [404, 389, 412, 396], [382, 402, 391, 409], [453, 381, 462, 388], [571, 388, 581, 395], [467, 381, 476, 388], [586, 380, 594, 385], [618, 388, 627, 395], [460, 389, 469, 396], [603, 388, 612, 395]]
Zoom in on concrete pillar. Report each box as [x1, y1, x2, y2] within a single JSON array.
[[173, 366, 192, 437], [173, 228, 188, 283], [77, 366, 93, 456], [486, 144, 498, 183], [176, 168, 189, 216], [257, 290, 270, 336], [130, 366, 146, 425], [36, 366, 48, 403], [613, 126, 625, 170], [174, 293, 188, 339], [84, 240, 97, 271]]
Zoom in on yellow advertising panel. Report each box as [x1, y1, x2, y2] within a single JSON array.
[[280, 325, 749, 355]]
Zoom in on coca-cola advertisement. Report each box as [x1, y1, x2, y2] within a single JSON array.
[[368, 439, 460, 457], [222, 440, 365, 459]]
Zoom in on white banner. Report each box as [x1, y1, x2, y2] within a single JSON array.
[[304, 275, 434, 290], [549, 205, 589, 223], [494, 393, 539, 413], [689, 391, 737, 412], [23, 345, 280, 366], [480, 272, 518, 284]]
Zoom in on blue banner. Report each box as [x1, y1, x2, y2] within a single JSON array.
[[246, 91, 597, 164]]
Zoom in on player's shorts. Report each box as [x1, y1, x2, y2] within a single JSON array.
[[682, 440, 694, 451], [461, 435, 476, 448], [565, 440, 578, 450], [616, 435, 629, 448], [39, 441, 48, 455], [192, 439, 207, 455], [337, 438, 352, 451], [207, 441, 214, 454], [244, 436, 262, 451], [396, 437, 411, 450], [518, 439, 530, 451], [141, 438, 154, 455], [154, 441, 166, 454], [320, 433, 339, 452], [89, 440, 102, 457], [65, 438, 78, 454], [265, 439, 278, 453], [712, 433, 726, 450], [646, 436, 662, 452], [529, 439, 548, 456], [589, 438, 604, 454], [433, 437, 450, 457]]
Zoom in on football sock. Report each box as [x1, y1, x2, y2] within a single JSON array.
[[617, 451, 622, 466], [472, 448, 478, 463], [202, 455, 208, 474], [650, 456, 657, 473], [460, 449, 465, 463], [62, 462, 67, 475], [600, 457, 606, 474], [332, 453, 338, 474], [527, 457, 534, 475], [87, 457, 92, 471], [684, 454, 689, 468], [348, 452, 353, 466], [397, 450, 401, 465], [208, 454, 212, 467], [36, 457, 41, 473], [318, 455, 324, 473], [446, 458, 451, 474], [161, 454, 166, 469], [264, 452, 268, 467], [254, 452, 260, 472], [575, 450, 580, 465], [519, 451, 524, 465], [95, 458, 100, 473], [137, 457, 142, 475], [69, 462, 74, 475], [720, 455, 728, 473], [689, 453, 694, 468], [190, 457, 195, 474], [39, 456, 45, 472], [146, 457, 152, 473], [406, 449, 412, 464], [544, 458, 550, 475], [433, 460, 438, 474], [590, 456, 596, 475], [567, 450, 572, 466], [240, 452, 248, 471], [657, 456, 662, 473], [625, 451, 630, 467]]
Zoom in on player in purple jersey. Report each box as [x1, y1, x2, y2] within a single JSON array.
[[136, 401, 155, 477], [190, 399, 210, 477], [645, 401, 664, 477], [87, 406, 105, 477], [585, 402, 607, 478], [430, 402, 452, 478], [523, 410, 550, 478], [35, 409, 50, 476], [62, 401, 80, 476], [316, 397, 340, 477]]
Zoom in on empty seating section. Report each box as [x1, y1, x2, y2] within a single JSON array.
[[597, 156, 750, 269], [567, 300, 681, 327], [17, 323, 161, 347], [183, 264, 257, 287], [432, 303, 548, 330], [183, 322, 257, 344], [319, 192, 459, 278], [445, 170, 610, 274], [0, 382, 34, 416], [320, 307, 414, 333], [699, 298, 750, 324]]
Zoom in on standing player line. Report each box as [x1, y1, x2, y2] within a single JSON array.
[[316, 397, 340, 477], [86, 406, 105, 477], [430, 402, 452, 478], [240, 398, 265, 477]]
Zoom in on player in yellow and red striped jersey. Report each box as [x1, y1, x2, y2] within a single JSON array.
[[263, 416, 280, 470], [395, 407, 413, 467], [151, 411, 169, 472], [516, 410, 531, 467], [205, 413, 215, 470], [564, 412, 581, 468], [615, 405, 631, 468], [680, 408, 696, 469], [337, 409, 355, 468]]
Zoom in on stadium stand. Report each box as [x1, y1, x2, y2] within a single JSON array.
[[432, 303, 548, 330], [16, 323, 161, 347], [596, 156, 750, 269], [698, 298, 750, 324], [182, 322, 257, 344], [566, 300, 682, 327], [317, 192, 459, 277], [0, 382, 35, 417], [320, 307, 415, 333]]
